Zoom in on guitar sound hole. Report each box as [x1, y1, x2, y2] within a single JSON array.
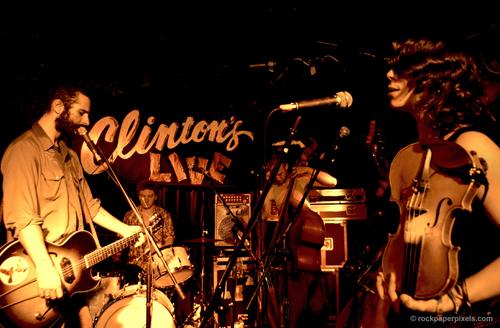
[[60, 257, 75, 283]]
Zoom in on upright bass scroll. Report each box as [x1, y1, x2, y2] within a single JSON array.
[[381, 139, 486, 299]]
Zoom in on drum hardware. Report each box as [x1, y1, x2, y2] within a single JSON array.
[[180, 229, 215, 327], [182, 237, 222, 244], [181, 292, 204, 328]]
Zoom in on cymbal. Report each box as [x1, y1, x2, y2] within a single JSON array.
[[182, 237, 222, 244]]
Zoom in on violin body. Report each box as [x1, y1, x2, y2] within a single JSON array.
[[382, 141, 483, 299]]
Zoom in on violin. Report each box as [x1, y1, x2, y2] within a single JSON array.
[[382, 140, 486, 299]]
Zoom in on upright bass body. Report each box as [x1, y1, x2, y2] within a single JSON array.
[[382, 140, 485, 299]]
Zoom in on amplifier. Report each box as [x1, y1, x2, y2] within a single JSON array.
[[309, 203, 367, 221], [214, 193, 252, 247], [308, 188, 367, 220], [308, 188, 366, 203]]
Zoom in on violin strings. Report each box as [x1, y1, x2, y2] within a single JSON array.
[[403, 147, 432, 296]]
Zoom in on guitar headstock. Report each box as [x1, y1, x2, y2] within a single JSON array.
[[148, 213, 163, 230]]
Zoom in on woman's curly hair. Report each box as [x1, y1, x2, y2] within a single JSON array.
[[389, 39, 485, 137]]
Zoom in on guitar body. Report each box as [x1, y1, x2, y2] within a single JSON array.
[[0, 231, 100, 328]]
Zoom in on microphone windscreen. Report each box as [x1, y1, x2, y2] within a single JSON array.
[[335, 91, 353, 108]]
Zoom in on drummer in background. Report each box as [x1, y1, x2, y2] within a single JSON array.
[[120, 180, 201, 325], [122, 180, 175, 273]]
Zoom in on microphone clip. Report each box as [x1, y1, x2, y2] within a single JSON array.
[[77, 126, 105, 165]]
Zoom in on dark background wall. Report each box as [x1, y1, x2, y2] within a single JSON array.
[[0, 7, 498, 322], [0, 4, 498, 241]]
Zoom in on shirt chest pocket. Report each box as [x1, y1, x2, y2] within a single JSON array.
[[40, 161, 65, 201]]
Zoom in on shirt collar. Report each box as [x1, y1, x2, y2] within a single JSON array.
[[32, 123, 70, 159], [32, 122, 54, 151]]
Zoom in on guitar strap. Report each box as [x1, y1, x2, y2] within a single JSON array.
[[67, 152, 101, 248], [77, 186, 102, 249]]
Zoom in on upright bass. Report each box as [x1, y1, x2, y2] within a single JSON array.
[[381, 139, 486, 299]]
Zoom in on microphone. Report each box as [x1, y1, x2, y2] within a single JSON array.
[[249, 61, 277, 71], [190, 164, 221, 185], [337, 126, 351, 139], [77, 127, 104, 164], [189, 164, 210, 176], [320, 126, 351, 164], [278, 91, 353, 112]]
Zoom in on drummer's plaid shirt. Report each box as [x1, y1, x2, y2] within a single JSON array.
[[122, 205, 175, 272]]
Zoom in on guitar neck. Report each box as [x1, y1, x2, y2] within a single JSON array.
[[84, 232, 140, 268]]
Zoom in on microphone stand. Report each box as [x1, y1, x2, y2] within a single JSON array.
[[85, 137, 184, 328], [254, 171, 297, 327], [199, 114, 303, 328], [252, 128, 347, 327], [246, 163, 323, 328], [246, 123, 349, 326], [195, 170, 258, 327]]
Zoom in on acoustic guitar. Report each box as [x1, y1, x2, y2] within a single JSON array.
[[0, 230, 141, 328]]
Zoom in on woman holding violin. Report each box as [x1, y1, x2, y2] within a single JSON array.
[[376, 38, 500, 326]]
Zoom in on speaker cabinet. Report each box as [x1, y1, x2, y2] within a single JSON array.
[[214, 193, 252, 247], [309, 188, 367, 221], [307, 188, 364, 272], [321, 219, 348, 272]]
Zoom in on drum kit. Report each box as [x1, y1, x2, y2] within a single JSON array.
[[88, 236, 222, 327]]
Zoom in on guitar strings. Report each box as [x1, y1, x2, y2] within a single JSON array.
[[58, 233, 139, 278]]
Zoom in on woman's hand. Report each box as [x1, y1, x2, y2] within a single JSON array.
[[376, 272, 400, 312], [376, 271, 457, 315], [399, 293, 455, 315]]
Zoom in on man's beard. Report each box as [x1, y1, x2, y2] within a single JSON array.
[[55, 110, 80, 137]]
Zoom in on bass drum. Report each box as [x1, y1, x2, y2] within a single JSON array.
[[94, 284, 176, 328]]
